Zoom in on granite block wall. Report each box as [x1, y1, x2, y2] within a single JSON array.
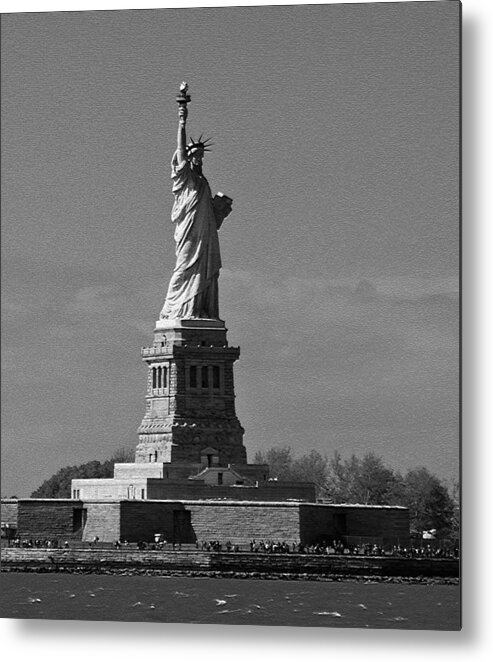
[[120, 502, 176, 543], [186, 502, 301, 545], [1, 499, 18, 527], [343, 506, 409, 540], [11, 499, 410, 547], [114, 501, 302, 545], [299, 505, 410, 544], [17, 500, 83, 541], [82, 502, 120, 542]]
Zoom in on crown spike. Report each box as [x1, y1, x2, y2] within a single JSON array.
[[186, 134, 213, 155]]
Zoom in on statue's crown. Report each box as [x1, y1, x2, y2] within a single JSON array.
[[186, 135, 213, 155]]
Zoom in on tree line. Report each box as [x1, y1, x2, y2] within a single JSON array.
[[30, 448, 134, 500], [254, 446, 458, 538]]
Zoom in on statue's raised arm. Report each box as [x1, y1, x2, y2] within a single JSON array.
[[176, 82, 189, 166]]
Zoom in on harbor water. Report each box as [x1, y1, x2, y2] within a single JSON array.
[[0, 573, 460, 630]]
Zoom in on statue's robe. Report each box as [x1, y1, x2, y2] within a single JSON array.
[[160, 151, 221, 320]]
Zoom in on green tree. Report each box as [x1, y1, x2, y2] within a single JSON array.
[[291, 450, 328, 498], [448, 478, 460, 539], [254, 446, 294, 480], [401, 467, 455, 535], [254, 446, 329, 497], [355, 453, 404, 505], [291, 449, 328, 482], [324, 451, 403, 505], [30, 448, 134, 498], [324, 451, 352, 503]]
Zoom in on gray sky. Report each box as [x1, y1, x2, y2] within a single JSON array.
[[1, 2, 460, 497]]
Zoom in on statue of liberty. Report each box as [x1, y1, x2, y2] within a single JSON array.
[[160, 83, 232, 320]]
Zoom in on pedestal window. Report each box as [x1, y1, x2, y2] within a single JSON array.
[[151, 365, 168, 392]]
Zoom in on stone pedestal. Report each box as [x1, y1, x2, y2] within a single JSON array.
[[135, 318, 246, 466]]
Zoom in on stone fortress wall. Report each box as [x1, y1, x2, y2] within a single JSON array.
[[8, 498, 410, 547]]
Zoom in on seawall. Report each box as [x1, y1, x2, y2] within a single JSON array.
[[0, 548, 459, 581]]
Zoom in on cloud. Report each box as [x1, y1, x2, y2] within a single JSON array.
[[221, 268, 458, 347]]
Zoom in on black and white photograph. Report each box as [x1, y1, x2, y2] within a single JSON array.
[[1, 0, 465, 643]]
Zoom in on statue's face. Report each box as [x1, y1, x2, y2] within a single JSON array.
[[189, 148, 204, 168]]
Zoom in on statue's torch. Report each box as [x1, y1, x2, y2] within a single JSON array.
[[176, 81, 191, 107]]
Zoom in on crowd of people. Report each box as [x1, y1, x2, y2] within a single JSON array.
[[389, 544, 459, 559], [9, 538, 69, 549], [5, 537, 458, 559], [220, 539, 459, 558]]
